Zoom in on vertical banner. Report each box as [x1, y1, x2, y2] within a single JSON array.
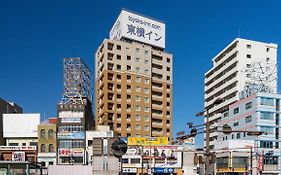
[[258, 155, 263, 171]]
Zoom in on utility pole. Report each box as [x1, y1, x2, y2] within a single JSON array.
[[205, 109, 210, 175]]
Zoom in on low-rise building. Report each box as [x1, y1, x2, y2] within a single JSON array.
[[216, 92, 281, 175], [38, 118, 57, 167]]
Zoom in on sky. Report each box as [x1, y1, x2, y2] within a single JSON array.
[[1, 0, 281, 146]]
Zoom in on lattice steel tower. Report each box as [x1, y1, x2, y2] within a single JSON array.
[[60, 57, 92, 104]]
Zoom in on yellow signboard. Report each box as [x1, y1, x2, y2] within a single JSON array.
[[128, 137, 169, 146]]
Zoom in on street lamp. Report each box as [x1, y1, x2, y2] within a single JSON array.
[[196, 98, 223, 175]]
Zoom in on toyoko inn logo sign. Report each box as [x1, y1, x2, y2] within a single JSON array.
[[110, 9, 165, 49]]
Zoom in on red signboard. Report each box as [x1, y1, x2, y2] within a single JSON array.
[[258, 155, 263, 171]]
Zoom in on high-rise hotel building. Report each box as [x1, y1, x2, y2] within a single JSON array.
[[204, 38, 277, 149], [95, 9, 172, 140]]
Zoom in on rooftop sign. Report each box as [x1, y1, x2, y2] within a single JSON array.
[[110, 9, 165, 49]]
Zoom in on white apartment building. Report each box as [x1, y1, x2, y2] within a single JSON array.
[[204, 38, 278, 148]]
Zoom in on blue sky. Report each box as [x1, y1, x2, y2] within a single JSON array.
[[1, 0, 281, 146]]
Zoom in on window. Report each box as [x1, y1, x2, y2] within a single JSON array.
[[145, 78, 149, 84], [9, 143, 18, 146], [260, 126, 273, 134], [144, 50, 149, 55], [246, 54, 251, 58], [117, 45, 121, 50], [234, 107, 239, 114], [136, 105, 141, 111], [145, 107, 150, 112], [167, 84, 170, 89], [127, 65, 131, 70], [127, 114, 131, 119], [145, 69, 149, 74], [260, 112, 274, 120], [144, 88, 149, 94], [122, 159, 129, 163], [246, 64, 251, 68], [136, 67, 140, 73], [127, 75, 131, 80], [234, 121, 239, 127], [167, 67, 170, 71], [117, 55, 121, 60], [107, 43, 113, 50], [144, 97, 149, 103], [245, 102, 252, 110], [144, 125, 149, 130], [167, 76, 170, 80], [131, 158, 141, 164], [136, 115, 141, 121], [127, 55, 131, 60], [22, 143, 26, 146], [49, 162, 54, 165], [145, 116, 150, 121], [136, 76, 141, 82], [41, 144, 46, 152], [237, 133, 240, 139], [260, 141, 273, 148], [266, 47, 270, 52], [145, 59, 149, 64], [48, 129, 54, 139], [136, 57, 140, 62], [167, 58, 170, 63], [117, 74, 121, 80], [116, 64, 121, 70], [224, 112, 229, 118], [136, 48, 140, 53], [136, 86, 141, 92], [245, 116, 252, 123], [261, 97, 274, 106], [40, 129, 46, 138], [136, 125, 140, 130], [49, 144, 54, 152], [136, 96, 141, 101], [246, 44, 251, 49]]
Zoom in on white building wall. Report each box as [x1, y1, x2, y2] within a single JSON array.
[[204, 38, 278, 148]]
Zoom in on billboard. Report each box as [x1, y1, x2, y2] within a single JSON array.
[[110, 9, 165, 48], [59, 111, 83, 118], [58, 148, 84, 157], [128, 137, 168, 146], [12, 152, 25, 161], [57, 132, 85, 139], [3, 114, 40, 138], [0, 146, 37, 151], [125, 145, 182, 168]]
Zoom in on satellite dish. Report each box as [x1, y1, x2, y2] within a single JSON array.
[[111, 139, 128, 158]]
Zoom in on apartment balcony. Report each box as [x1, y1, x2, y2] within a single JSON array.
[[152, 121, 163, 127], [152, 95, 163, 101], [205, 77, 238, 100], [152, 104, 163, 109], [152, 85, 163, 92], [205, 63, 238, 92], [205, 50, 238, 83], [205, 86, 237, 108], [152, 113, 163, 119], [152, 130, 162, 135]]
